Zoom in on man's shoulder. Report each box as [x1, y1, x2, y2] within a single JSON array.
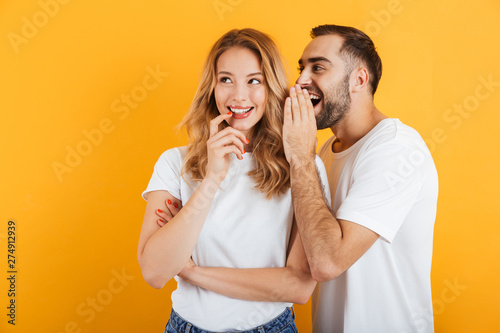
[[316, 119, 430, 160], [364, 118, 427, 152]]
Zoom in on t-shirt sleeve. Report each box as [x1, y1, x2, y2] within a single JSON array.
[[142, 148, 183, 201], [336, 142, 422, 243], [315, 155, 332, 208]]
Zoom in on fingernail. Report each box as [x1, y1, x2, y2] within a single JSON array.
[[167, 199, 172, 204], [158, 219, 163, 224], [157, 209, 163, 213], [246, 138, 250, 143], [227, 111, 232, 115], [174, 203, 178, 208], [242, 149, 246, 154]]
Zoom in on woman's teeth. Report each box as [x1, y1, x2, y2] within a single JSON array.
[[229, 107, 253, 114]]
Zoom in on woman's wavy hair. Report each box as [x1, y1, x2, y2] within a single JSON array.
[[179, 28, 290, 198]]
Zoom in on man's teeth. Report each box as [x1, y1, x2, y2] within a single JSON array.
[[310, 94, 321, 100], [229, 107, 253, 114]]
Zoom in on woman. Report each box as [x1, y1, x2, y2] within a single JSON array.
[[137, 28, 330, 332]]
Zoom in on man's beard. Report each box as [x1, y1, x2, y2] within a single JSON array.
[[316, 73, 351, 130]]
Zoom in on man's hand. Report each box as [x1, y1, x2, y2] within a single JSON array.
[[155, 198, 182, 227], [283, 85, 318, 166], [178, 257, 196, 282]]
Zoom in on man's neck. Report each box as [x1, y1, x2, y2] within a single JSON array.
[[330, 101, 387, 153]]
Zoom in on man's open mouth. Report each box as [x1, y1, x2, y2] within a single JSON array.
[[309, 93, 322, 107]]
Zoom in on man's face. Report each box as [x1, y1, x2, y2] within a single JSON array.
[[296, 34, 352, 130]]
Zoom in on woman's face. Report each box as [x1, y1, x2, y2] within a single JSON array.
[[214, 47, 266, 137]]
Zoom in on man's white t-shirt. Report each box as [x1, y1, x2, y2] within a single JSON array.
[[143, 147, 330, 331], [314, 118, 438, 333]]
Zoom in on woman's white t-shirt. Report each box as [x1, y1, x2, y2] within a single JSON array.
[[143, 147, 330, 331]]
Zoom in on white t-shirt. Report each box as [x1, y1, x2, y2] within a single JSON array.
[[314, 118, 438, 333], [143, 147, 330, 331]]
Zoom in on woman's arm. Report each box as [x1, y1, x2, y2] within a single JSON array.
[[177, 220, 317, 304], [137, 181, 219, 289], [137, 113, 247, 289]]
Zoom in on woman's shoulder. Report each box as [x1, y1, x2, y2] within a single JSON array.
[[158, 146, 187, 162], [152, 146, 188, 174]]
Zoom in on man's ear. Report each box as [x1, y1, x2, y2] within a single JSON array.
[[351, 67, 369, 92]]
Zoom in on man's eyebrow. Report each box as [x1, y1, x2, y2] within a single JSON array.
[[298, 57, 333, 65]]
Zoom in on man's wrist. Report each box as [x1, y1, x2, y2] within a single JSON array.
[[179, 265, 196, 284], [289, 155, 316, 172]]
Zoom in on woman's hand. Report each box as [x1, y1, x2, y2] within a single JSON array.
[[205, 112, 248, 183], [156, 198, 182, 227]]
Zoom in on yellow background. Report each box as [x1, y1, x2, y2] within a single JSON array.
[[1, 0, 499, 332]]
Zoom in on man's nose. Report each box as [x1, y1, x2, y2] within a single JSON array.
[[295, 70, 311, 87]]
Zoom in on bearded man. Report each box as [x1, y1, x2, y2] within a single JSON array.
[[283, 24, 438, 333]]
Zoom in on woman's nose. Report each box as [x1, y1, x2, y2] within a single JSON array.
[[231, 83, 248, 102]]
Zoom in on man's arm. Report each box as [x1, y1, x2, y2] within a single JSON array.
[[283, 86, 379, 282], [177, 220, 316, 304]]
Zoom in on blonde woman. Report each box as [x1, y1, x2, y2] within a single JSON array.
[[137, 28, 330, 333]]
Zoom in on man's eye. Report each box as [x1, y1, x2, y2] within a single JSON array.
[[220, 77, 232, 83], [313, 65, 323, 71], [248, 78, 261, 84]]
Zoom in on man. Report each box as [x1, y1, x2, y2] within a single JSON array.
[[283, 24, 438, 332]]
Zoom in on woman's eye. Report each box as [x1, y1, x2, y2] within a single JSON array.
[[248, 78, 261, 85], [220, 77, 232, 83]]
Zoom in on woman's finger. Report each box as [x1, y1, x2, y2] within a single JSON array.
[[215, 145, 244, 160], [208, 133, 246, 155], [166, 199, 181, 216], [156, 208, 173, 222], [209, 112, 233, 138], [209, 126, 248, 149]]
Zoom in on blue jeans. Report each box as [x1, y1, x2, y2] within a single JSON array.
[[164, 307, 298, 333]]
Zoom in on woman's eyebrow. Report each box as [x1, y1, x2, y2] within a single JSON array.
[[247, 72, 263, 77], [217, 71, 263, 76]]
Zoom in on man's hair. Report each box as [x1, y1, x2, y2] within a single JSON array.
[[311, 24, 382, 95]]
